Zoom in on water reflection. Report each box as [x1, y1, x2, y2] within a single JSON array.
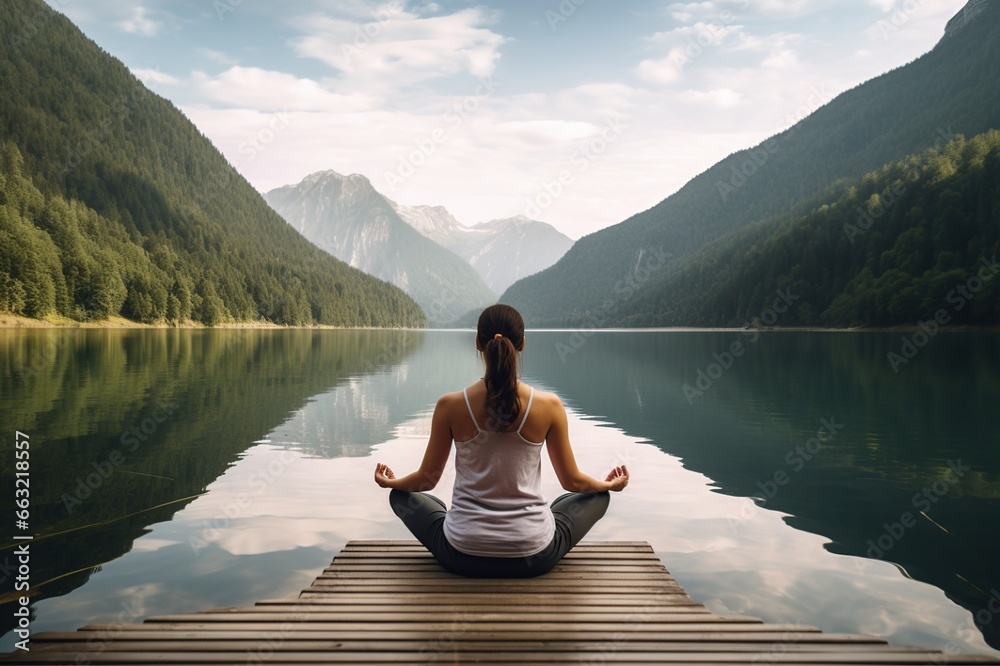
[[0, 328, 421, 639], [0, 328, 997, 657], [524, 330, 1000, 651]]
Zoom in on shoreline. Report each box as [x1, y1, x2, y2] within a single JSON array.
[[0, 314, 416, 331], [2, 314, 997, 333]]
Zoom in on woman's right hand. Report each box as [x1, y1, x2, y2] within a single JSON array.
[[374, 463, 396, 489], [605, 465, 629, 492]]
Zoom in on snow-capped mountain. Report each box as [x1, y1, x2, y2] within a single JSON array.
[[265, 171, 496, 325], [392, 203, 574, 295]]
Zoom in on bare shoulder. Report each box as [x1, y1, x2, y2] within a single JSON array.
[[529, 389, 566, 416], [435, 391, 466, 413]]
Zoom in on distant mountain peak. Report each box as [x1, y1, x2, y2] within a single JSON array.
[[298, 169, 375, 189], [944, 0, 992, 37], [475, 215, 549, 230], [265, 175, 495, 325]]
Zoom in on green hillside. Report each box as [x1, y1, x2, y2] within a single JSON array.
[[616, 131, 1000, 327], [501, 2, 1000, 327], [0, 1, 425, 328]]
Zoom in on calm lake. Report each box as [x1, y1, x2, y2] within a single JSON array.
[[1, 328, 998, 656]]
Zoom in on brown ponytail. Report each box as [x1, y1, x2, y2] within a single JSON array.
[[477, 304, 525, 429]]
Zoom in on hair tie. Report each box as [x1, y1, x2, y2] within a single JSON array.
[[494, 333, 503, 340]]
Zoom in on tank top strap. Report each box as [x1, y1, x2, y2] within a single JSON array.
[[516, 387, 535, 435], [462, 388, 481, 432]]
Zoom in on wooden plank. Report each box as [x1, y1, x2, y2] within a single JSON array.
[[11, 643, 995, 666], [2, 540, 996, 666], [303, 586, 686, 594], [200, 609, 716, 619], [21, 639, 932, 653], [86, 622, 815, 633], [341, 540, 654, 547], [27, 632, 893, 645], [279, 594, 702, 606], [254, 600, 711, 617], [142, 612, 762, 625], [323, 564, 670, 573], [315, 572, 674, 581]]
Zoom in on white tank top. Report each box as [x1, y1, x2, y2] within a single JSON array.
[[443, 387, 556, 557]]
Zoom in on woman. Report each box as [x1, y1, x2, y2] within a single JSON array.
[[374, 304, 629, 578]]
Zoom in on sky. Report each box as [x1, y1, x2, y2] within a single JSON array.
[[45, 0, 968, 240]]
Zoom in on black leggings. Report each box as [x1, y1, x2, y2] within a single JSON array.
[[388, 489, 610, 578]]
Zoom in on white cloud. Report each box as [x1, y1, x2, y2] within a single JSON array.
[[133, 67, 180, 88], [679, 87, 743, 107], [762, 48, 799, 68], [149, 0, 969, 239], [635, 50, 689, 84], [492, 120, 599, 145], [647, 21, 742, 46], [197, 48, 240, 66], [118, 6, 161, 37], [290, 6, 508, 87], [869, 0, 897, 11], [192, 67, 376, 113], [669, 1, 718, 22]]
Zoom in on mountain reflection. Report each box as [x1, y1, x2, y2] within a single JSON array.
[[522, 330, 1000, 650], [0, 328, 421, 637]]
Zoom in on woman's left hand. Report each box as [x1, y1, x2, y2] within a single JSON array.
[[604, 465, 629, 492], [374, 463, 397, 488]]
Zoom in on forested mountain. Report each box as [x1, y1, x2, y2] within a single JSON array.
[[0, 0, 424, 328], [391, 203, 574, 295], [501, 0, 1000, 327], [265, 171, 496, 326], [617, 131, 1000, 327]]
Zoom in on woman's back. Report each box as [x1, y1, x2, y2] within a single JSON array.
[[444, 385, 556, 557], [452, 381, 549, 443], [374, 303, 627, 577]]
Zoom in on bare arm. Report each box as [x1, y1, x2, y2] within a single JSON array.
[[374, 395, 453, 491], [544, 394, 629, 493]]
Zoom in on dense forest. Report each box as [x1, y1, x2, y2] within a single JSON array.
[[0, 1, 425, 328], [615, 131, 1000, 327], [501, 2, 1000, 328]]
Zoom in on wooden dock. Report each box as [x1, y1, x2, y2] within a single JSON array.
[[4, 540, 998, 664]]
